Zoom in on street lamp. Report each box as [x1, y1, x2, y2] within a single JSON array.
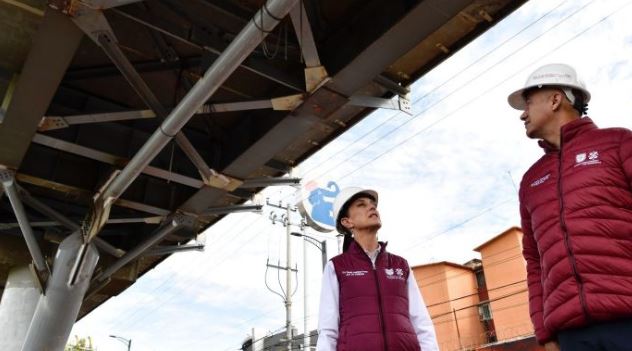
[[291, 231, 328, 351], [109, 335, 131, 351], [290, 232, 327, 271]]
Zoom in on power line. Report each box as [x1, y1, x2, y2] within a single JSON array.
[[304, 0, 597, 182], [224, 2, 632, 349], [418, 253, 524, 288], [399, 197, 516, 260], [115, 214, 269, 329], [219, 243, 528, 349], [298, 0, 573, 180], [430, 287, 529, 320], [425, 279, 527, 308], [411, 243, 521, 283], [107, 2, 632, 349]]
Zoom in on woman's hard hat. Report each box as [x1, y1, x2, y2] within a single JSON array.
[[507, 63, 591, 110], [333, 187, 378, 233]]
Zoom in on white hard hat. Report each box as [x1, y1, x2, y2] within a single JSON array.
[[333, 187, 378, 233], [507, 63, 591, 110]]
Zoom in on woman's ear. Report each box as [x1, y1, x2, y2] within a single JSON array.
[[341, 217, 353, 230]]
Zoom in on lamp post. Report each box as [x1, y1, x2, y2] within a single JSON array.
[[109, 335, 131, 351], [290, 232, 327, 271], [291, 231, 327, 350]]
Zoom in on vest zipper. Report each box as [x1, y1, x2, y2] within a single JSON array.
[[557, 134, 591, 322], [366, 248, 388, 351]]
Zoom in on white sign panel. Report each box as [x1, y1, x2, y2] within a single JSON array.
[[297, 180, 340, 232]]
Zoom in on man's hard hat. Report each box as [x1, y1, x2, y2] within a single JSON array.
[[507, 63, 591, 110], [333, 187, 378, 233]]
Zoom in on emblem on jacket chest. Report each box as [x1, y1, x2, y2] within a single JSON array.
[[384, 268, 405, 280], [575, 150, 601, 167]]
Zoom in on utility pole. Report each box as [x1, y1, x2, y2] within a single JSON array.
[[290, 230, 327, 351], [285, 203, 292, 351], [302, 228, 309, 350], [267, 198, 301, 351]]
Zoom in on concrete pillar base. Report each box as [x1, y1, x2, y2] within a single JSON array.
[[0, 266, 41, 351]]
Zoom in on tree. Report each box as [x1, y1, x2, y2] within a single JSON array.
[[65, 335, 96, 351]]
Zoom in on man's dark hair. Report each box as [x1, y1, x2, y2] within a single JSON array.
[[521, 86, 588, 115], [571, 88, 589, 115]]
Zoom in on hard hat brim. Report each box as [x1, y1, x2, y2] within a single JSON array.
[[507, 84, 591, 111], [334, 188, 378, 234], [507, 88, 527, 110]]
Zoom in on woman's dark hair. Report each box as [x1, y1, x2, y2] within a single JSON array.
[[338, 192, 376, 252]]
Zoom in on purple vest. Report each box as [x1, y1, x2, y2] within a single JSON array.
[[332, 241, 420, 351]]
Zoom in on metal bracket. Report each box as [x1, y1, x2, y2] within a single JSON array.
[[83, 170, 119, 242], [348, 94, 412, 115], [37, 116, 69, 131], [203, 170, 243, 191], [271, 94, 304, 111], [305, 66, 330, 93]]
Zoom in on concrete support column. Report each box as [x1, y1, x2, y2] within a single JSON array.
[[21, 232, 99, 351], [0, 266, 41, 351]]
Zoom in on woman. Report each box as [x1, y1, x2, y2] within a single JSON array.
[[316, 187, 438, 351]]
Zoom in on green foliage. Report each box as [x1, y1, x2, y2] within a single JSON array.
[[65, 335, 96, 351]]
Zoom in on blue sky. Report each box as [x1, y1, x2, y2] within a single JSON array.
[[71, 0, 632, 349]]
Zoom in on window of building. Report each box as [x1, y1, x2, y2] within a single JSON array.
[[476, 270, 486, 288], [478, 303, 493, 321]]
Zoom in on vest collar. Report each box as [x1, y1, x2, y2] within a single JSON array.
[[348, 240, 387, 258]]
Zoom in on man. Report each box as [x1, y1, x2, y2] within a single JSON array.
[[509, 63, 632, 351], [316, 187, 438, 351]]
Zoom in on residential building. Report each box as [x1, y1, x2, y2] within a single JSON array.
[[413, 227, 543, 351]]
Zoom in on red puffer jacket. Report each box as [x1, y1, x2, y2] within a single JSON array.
[[519, 117, 632, 343]]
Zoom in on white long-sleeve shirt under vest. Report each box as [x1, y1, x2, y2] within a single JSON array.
[[316, 246, 439, 351]]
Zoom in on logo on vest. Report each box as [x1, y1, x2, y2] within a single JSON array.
[[342, 270, 368, 277], [575, 151, 601, 167], [384, 268, 405, 281], [530, 173, 550, 187]]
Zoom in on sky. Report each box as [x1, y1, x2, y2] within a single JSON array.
[[70, 0, 632, 350]]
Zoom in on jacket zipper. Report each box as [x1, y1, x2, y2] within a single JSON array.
[[366, 249, 388, 351], [557, 135, 591, 322]]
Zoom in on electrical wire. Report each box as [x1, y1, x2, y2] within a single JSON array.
[[112, 2, 632, 348], [328, 0, 630, 182], [298, 0, 573, 179], [301, 0, 596, 182]]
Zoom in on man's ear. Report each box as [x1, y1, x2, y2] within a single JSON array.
[[551, 91, 563, 111]]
